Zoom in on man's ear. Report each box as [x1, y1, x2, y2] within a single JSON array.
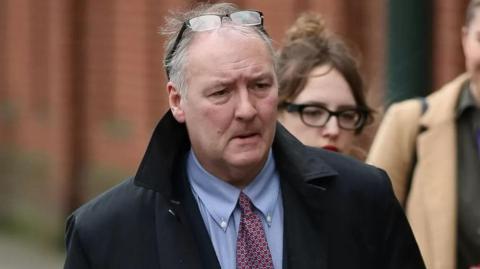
[[462, 26, 468, 48], [167, 82, 186, 123]]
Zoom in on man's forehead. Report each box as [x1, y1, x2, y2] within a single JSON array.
[[182, 33, 277, 92], [186, 28, 274, 71], [189, 26, 269, 54]]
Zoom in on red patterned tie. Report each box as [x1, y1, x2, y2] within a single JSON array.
[[236, 192, 274, 269]]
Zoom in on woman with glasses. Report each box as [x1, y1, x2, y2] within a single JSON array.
[[277, 13, 373, 159]]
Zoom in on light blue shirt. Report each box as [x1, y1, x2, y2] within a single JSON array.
[[187, 149, 283, 269]]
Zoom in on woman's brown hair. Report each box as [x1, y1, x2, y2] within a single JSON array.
[[277, 13, 373, 133]]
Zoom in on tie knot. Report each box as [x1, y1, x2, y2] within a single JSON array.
[[238, 192, 254, 215]]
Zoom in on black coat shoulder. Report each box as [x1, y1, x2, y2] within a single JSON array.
[[64, 178, 163, 269]]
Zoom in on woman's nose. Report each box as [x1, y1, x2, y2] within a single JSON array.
[[322, 116, 340, 138]]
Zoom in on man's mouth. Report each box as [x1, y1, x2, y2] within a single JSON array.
[[232, 132, 261, 143], [237, 133, 257, 138]]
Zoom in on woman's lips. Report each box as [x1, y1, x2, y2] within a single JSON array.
[[322, 145, 339, 152]]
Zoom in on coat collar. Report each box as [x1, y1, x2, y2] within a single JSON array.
[[133, 111, 190, 199], [134, 111, 339, 200], [420, 73, 469, 127]]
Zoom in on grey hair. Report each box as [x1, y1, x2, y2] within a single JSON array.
[[465, 0, 480, 26], [160, 2, 276, 98]]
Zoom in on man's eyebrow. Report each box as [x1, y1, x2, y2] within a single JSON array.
[[203, 79, 232, 90], [252, 71, 275, 80]]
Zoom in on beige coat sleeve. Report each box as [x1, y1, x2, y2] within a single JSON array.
[[366, 99, 423, 204]]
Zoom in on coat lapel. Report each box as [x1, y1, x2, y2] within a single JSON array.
[[133, 112, 199, 268], [154, 171, 209, 269], [154, 195, 204, 269], [415, 119, 456, 268], [178, 169, 221, 269], [154, 160, 220, 269], [273, 124, 338, 269], [413, 74, 467, 268], [281, 178, 329, 269]]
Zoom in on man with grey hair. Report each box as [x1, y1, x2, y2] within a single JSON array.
[[64, 3, 424, 269]]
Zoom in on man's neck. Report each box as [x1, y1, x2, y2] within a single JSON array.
[[216, 158, 269, 189], [190, 149, 272, 189]]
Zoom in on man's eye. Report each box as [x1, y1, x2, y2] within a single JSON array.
[[211, 89, 228, 97], [250, 81, 271, 92], [255, 83, 270, 89]]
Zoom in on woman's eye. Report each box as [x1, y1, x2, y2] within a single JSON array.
[[303, 108, 325, 117], [340, 111, 360, 121]]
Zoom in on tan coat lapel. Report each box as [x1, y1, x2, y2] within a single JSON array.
[[408, 73, 468, 269]]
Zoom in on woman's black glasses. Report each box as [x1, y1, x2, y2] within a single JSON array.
[[284, 102, 368, 130]]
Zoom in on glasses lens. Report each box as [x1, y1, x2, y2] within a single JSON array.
[[230, 11, 262, 26], [301, 106, 329, 127], [188, 15, 222, 31], [338, 110, 362, 129]]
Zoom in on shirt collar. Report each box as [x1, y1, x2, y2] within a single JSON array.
[[187, 149, 280, 230]]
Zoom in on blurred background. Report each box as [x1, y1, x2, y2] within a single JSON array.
[[0, 0, 469, 267]]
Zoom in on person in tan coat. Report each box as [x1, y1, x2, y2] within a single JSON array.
[[367, 1, 480, 268]]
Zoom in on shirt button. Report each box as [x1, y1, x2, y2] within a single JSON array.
[[266, 215, 272, 223], [220, 220, 227, 229]]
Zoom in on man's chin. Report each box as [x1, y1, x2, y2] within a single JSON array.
[[226, 149, 268, 168]]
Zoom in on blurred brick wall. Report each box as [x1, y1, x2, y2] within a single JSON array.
[[432, 0, 469, 90], [0, 0, 467, 242]]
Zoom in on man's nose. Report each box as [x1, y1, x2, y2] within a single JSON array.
[[322, 116, 340, 138], [235, 89, 257, 120]]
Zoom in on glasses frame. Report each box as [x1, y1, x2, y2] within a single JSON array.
[[284, 102, 368, 131], [164, 10, 265, 80]]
